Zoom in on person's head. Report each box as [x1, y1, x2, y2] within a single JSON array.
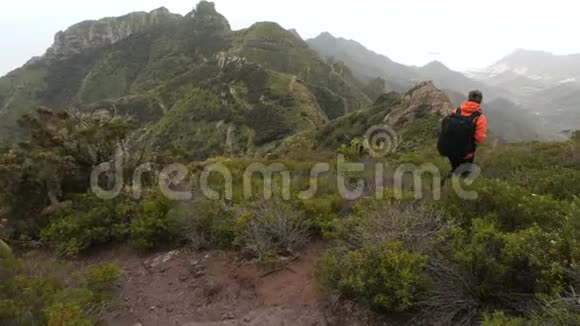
[[468, 90, 483, 104]]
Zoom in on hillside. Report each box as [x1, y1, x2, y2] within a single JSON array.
[[4, 74, 580, 325], [307, 32, 502, 96], [306, 32, 553, 141], [307, 32, 418, 92], [473, 49, 580, 85], [470, 49, 580, 135], [0, 2, 369, 150], [3, 3, 580, 326]]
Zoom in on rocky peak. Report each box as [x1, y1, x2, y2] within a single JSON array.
[[186, 1, 219, 18], [315, 32, 335, 40], [150, 7, 171, 16], [384, 81, 454, 127], [45, 8, 181, 60], [196, 1, 218, 15], [288, 29, 302, 40], [186, 1, 231, 31], [422, 60, 449, 71]]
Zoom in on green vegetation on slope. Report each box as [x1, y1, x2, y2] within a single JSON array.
[[0, 1, 368, 151], [1, 2, 580, 325]]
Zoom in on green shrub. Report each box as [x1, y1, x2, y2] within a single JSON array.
[[0, 255, 119, 325], [397, 116, 441, 152], [482, 312, 527, 326], [450, 219, 574, 307], [44, 303, 92, 326], [82, 263, 120, 293], [129, 191, 176, 250], [486, 141, 578, 171], [41, 190, 180, 254], [170, 198, 237, 250], [294, 194, 344, 236], [41, 194, 137, 256], [482, 305, 580, 326], [439, 179, 576, 232], [317, 241, 428, 312], [510, 167, 580, 200]]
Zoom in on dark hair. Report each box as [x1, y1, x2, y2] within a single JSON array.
[[468, 90, 483, 102]]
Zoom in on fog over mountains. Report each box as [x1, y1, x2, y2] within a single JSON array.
[[307, 32, 580, 140], [470, 50, 580, 135]]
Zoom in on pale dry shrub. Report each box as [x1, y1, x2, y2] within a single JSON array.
[[237, 201, 311, 260]]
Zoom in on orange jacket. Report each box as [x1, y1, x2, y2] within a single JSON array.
[[459, 101, 487, 158]]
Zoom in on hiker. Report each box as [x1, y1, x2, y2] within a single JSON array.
[[438, 90, 487, 179]]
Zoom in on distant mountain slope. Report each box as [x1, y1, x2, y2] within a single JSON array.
[[416, 61, 509, 98], [307, 33, 510, 98], [307, 32, 417, 92], [232, 24, 370, 118], [473, 49, 580, 85], [306, 32, 551, 141], [0, 2, 370, 155], [470, 49, 580, 135]]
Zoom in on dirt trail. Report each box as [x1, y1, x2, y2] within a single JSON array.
[[91, 243, 348, 326]]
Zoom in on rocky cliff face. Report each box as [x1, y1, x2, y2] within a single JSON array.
[[45, 7, 181, 59], [384, 81, 454, 127]]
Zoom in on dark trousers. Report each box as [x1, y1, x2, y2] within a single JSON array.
[[441, 156, 475, 186], [449, 156, 474, 177]]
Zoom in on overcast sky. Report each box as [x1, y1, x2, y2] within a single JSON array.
[[1, 0, 579, 76]]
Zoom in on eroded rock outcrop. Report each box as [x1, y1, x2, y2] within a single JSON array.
[[384, 81, 454, 127], [45, 7, 181, 59]]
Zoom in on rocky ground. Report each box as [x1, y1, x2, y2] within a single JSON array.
[[83, 243, 376, 326]]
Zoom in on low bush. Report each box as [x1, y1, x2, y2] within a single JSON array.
[[319, 200, 454, 315], [482, 312, 527, 326], [316, 191, 580, 323], [41, 190, 179, 255], [0, 255, 119, 325], [170, 198, 237, 250], [510, 167, 580, 200], [41, 194, 137, 256], [438, 179, 577, 232], [420, 218, 580, 323], [129, 190, 176, 250], [236, 201, 311, 260], [83, 263, 121, 294], [44, 303, 92, 326], [478, 141, 577, 178], [335, 200, 450, 253], [482, 305, 580, 326], [293, 194, 344, 236], [317, 241, 428, 312]]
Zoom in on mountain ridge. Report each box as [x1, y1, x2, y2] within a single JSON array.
[[0, 1, 370, 157], [1, 4, 574, 148], [306, 32, 556, 141]]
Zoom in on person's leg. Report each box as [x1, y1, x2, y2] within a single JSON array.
[[458, 157, 475, 178], [449, 156, 462, 175], [442, 156, 461, 186]]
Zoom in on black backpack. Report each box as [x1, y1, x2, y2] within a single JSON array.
[[437, 108, 481, 158]]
